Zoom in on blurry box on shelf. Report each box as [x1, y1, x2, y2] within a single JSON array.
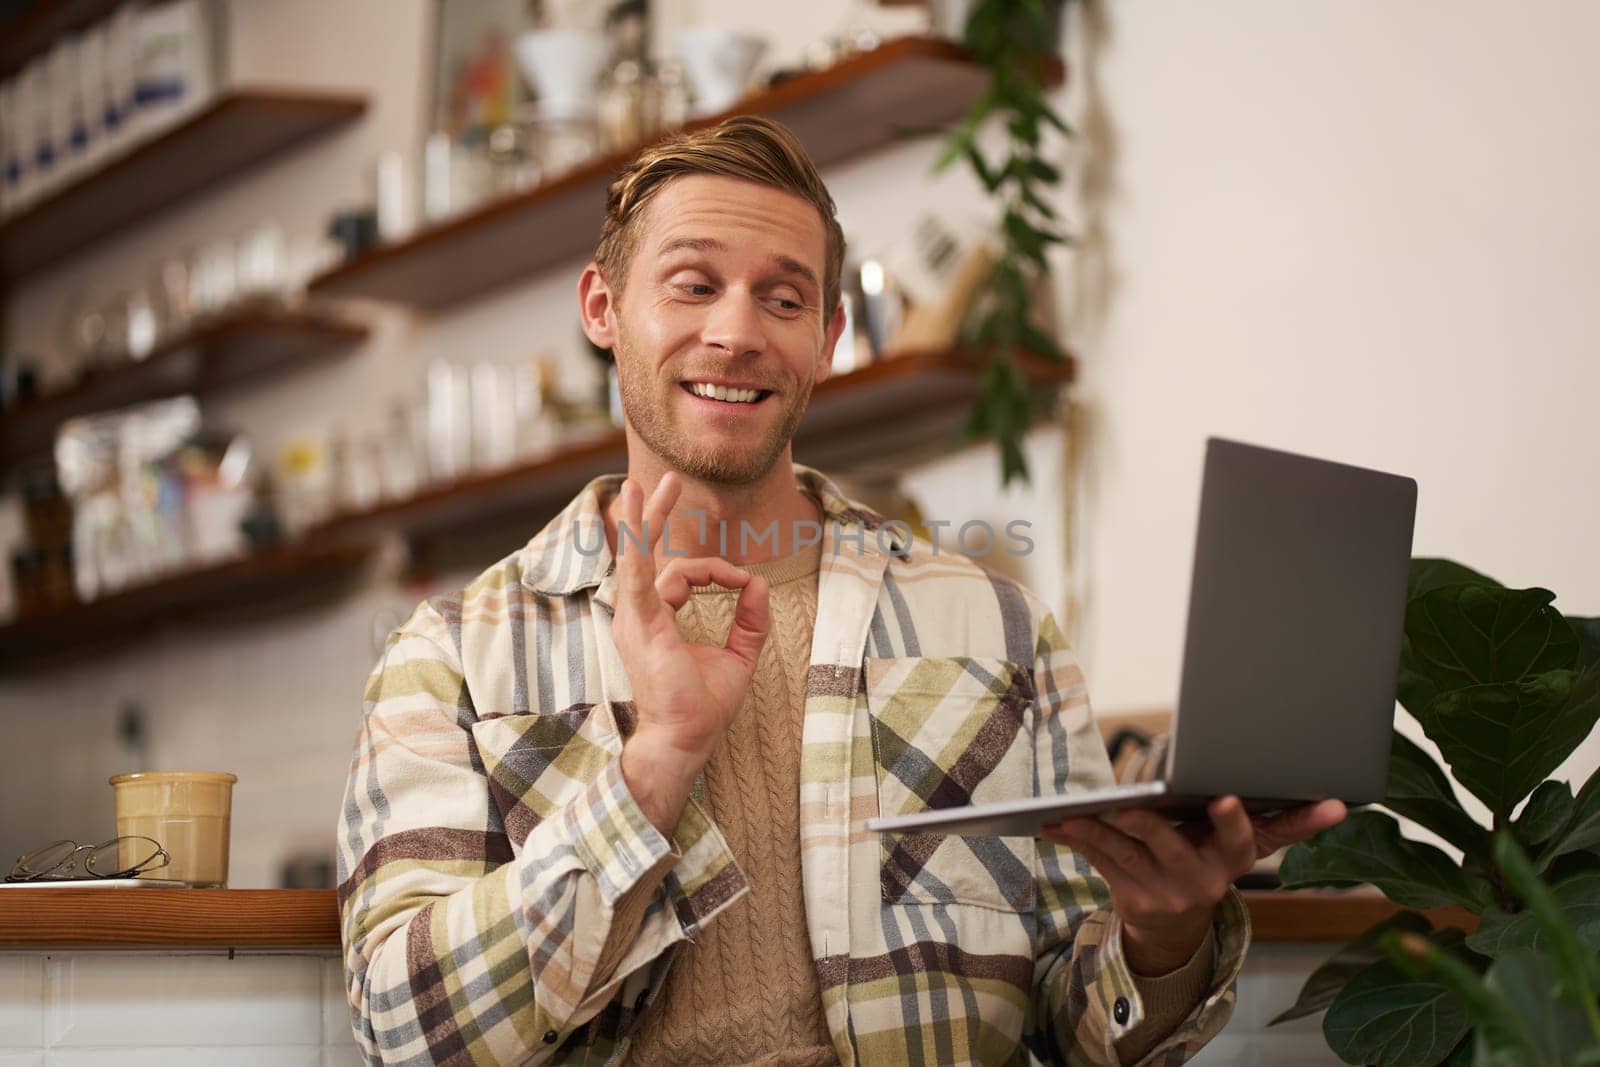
[[50, 394, 266, 605], [883, 214, 998, 353]]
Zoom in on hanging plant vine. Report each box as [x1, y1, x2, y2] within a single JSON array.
[[934, 0, 1073, 487]]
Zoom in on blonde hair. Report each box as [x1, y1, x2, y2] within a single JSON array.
[[594, 115, 846, 318]]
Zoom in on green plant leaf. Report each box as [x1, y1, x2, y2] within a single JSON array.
[[1406, 584, 1578, 693], [1383, 731, 1491, 862], [1278, 810, 1490, 911], [1466, 870, 1600, 957], [1420, 666, 1600, 820], [1407, 558, 1503, 601], [1513, 780, 1575, 851], [1483, 834, 1600, 1000], [1398, 578, 1552, 721], [1474, 950, 1600, 1066], [1269, 911, 1434, 1025], [1570, 616, 1600, 671], [1537, 767, 1600, 871], [1325, 933, 1476, 1067]]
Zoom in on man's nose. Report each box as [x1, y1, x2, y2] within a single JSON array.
[[699, 290, 766, 358]]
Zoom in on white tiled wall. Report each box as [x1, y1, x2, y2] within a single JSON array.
[[0, 951, 360, 1065], [0, 942, 1346, 1064]]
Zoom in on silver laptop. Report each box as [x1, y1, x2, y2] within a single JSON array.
[[866, 436, 1418, 837]]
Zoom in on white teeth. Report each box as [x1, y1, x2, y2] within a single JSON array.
[[688, 382, 761, 403]]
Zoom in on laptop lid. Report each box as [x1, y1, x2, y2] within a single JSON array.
[[1163, 437, 1417, 804]]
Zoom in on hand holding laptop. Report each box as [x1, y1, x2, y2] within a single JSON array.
[[1043, 794, 1346, 974]]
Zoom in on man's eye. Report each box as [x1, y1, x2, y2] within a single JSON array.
[[682, 283, 714, 297], [772, 297, 802, 312]]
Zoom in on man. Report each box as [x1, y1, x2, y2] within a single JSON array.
[[336, 115, 1344, 1066]]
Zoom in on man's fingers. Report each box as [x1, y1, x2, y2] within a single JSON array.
[[1043, 822, 1141, 891], [615, 480, 660, 618], [643, 472, 680, 552], [1113, 809, 1209, 882], [1044, 815, 1155, 882], [1256, 798, 1348, 854], [1203, 795, 1258, 874], [724, 574, 771, 668], [655, 556, 752, 611]]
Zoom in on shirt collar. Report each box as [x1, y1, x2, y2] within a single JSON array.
[[517, 461, 910, 600]]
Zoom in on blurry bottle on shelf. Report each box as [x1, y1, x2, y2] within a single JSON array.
[[596, 0, 658, 151], [236, 221, 287, 300], [421, 129, 492, 222], [125, 287, 159, 361], [189, 239, 237, 318], [156, 255, 193, 338], [276, 433, 334, 537], [371, 149, 414, 242], [470, 361, 519, 472], [330, 429, 382, 516], [849, 257, 907, 360], [514, 356, 562, 460], [376, 399, 421, 504], [103, 4, 139, 160], [48, 36, 88, 188], [833, 290, 864, 376], [485, 122, 538, 196], [654, 61, 690, 131], [15, 56, 50, 210], [424, 358, 474, 485], [129, 0, 220, 142], [77, 21, 110, 175]]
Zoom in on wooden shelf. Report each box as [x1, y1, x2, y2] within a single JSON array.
[[0, 888, 1473, 952], [0, 88, 367, 284], [0, 888, 339, 950], [307, 348, 1076, 550], [0, 541, 371, 674], [0, 303, 369, 469], [309, 37, 1058, 310]]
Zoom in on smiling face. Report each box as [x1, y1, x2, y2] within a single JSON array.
[[581, 173, 844, 486]]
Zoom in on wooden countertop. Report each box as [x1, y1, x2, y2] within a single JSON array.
[[0, 888, 1475, 950]]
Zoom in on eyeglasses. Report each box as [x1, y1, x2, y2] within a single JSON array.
[[5, 836, 171, 882]]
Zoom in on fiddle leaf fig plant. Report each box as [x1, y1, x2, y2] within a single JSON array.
[[933, 0, 1073, 488], [1272, 557, 1600, 1066]]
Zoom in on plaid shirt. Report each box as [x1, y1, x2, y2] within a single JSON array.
[[336, 461, 1250, 1066]]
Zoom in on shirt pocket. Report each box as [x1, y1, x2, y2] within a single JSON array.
[[865, 655, 1037, 913], [470, 702, 624, 850]]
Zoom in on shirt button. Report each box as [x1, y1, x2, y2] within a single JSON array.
[[1113, 997, 1130, 1025], [542, 1029, 559, 1045]]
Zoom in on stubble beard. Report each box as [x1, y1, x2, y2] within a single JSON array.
[[612, 317, 814, 486]]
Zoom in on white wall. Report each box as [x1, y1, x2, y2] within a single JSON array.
[[2, 0, 1596, 887], [1061, 0, 1600, 819]]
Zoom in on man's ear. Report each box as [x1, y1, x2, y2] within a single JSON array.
[[816, 299, 846, 385], [578, 262, 618, 349]]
